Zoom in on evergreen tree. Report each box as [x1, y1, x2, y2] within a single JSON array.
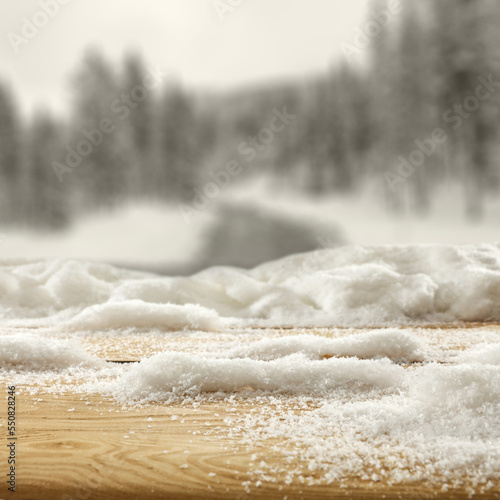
[[159, 85, 199, 201], [0, 83, 21, 224], [123, 52, 156, 196], [27, 111, 69, 229], [71, 49, 125, 209]]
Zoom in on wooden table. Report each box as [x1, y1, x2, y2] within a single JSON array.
[[1, 325, 500, 500]]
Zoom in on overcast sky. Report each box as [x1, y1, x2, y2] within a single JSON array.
[[1, 0, 367, 116]]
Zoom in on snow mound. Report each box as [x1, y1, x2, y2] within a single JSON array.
[[68, 300, 220, 331], [220, 346, 500, 488], [225, 329, 427, 362], [0, 335, 104, 371], [109, 330, 424, 401], [111, 353, 403, 402], [1, 244, 500, 329]]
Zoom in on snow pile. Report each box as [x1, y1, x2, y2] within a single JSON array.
[[2, 326, 499, 490], [410, 363, 500, 410], [1, 244, 500, 329], [0, 259, 221, 330], [69, 301, 220, 331], [112, 354, 403, 402], [225, 329, 427, 362], [0, 335, 104, 371], [109, 330, 421, 401]]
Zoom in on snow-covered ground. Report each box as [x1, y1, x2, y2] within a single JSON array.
[[0, 202, 201, 269], [1, 178, 499, 272]]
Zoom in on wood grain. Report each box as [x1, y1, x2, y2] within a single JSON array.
[[4, 390, 499, 500], [1, 325, 500, 499]]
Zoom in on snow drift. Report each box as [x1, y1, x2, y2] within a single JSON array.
[[109, 330, 421, 401], [113, 353, 404, 401], [1, 244, 500, 329]]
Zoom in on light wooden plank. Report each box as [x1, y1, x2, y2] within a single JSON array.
[[4, 389, 499, 500], [2, 325, 500, 499]]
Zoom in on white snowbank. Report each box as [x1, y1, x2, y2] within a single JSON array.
[[1, 244, 500, 329], [69, 300, 221, 331], [0, 335, 104, 370]]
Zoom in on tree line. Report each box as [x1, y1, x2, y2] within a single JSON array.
[[0, 0, 499, 230]]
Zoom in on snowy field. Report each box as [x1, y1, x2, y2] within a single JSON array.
[[1, 179, 500, 273]]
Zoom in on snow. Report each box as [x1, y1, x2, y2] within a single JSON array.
[[223, 329, 427, 362], [2, 236, 500, 492], [1, 326, 500, 491], [230, 357, 500, 488], [410, 363, 500, 410], [0, 334, 104, 370], [1, 244, 500, 328], [103, 329, 424, 402], [220, 178, 500, 246], [69, 300, 221, 331], [0, 202, 200, 266], [110, 353, 403, 402], [456, 342, 500, 366]]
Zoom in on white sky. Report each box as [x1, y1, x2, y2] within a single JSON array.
[[0, 0, 367, 116]]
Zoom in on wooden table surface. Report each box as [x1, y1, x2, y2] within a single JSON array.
[[1, 324, 500, 500]]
